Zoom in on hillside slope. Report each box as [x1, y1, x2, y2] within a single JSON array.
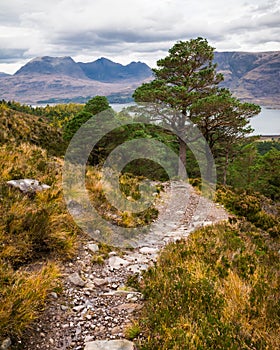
[[0, 104, 66, 155], [214, 51, 280, 107]]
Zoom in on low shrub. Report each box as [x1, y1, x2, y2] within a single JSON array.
[[215, 186, 280, 237], [137, 221, 280, 349]]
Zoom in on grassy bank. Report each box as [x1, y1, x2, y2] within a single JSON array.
[[136, 219, 280, 349]]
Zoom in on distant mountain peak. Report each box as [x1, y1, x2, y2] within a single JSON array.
[[77, 57, 152, 82], [14, 56, 87, 79]]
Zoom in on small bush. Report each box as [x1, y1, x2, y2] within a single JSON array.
[[215, 186, 280, 237]]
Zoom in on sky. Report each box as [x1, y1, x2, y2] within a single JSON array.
[[0, 0, 279, 74]]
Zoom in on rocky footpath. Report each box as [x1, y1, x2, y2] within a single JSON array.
[[17, 181, 228, 350]]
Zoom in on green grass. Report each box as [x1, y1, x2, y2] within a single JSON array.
[[136, 221, 280, 349]]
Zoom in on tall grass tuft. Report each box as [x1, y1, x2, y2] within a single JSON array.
[[0, 262, 60, 339]]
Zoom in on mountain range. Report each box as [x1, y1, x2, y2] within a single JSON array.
[[0, 52, 279, 107]]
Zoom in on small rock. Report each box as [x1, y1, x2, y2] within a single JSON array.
[[73, 304, 86, 312], [68, 272, 86, 287], [111, 283, 118, 290], [108, 256, 129, 270], [85, 336, 94, 342], [49, 338, 54, 345], [126, 293, 136, 300], [109, 251, 117, 256], [127, 264, 147, 274], [50, 292, 58, 299], [113, 303, 143, 314], [84, 339, 134, 350], [88, 243, 99, 253], [92, 278, 108, 287], [111, 326, 123, 335], [60, 305, 68, 311], [203, 221, 213, 226], [0, 338, 11, 350], [139, 246, 158, 255], [85, 282, 95, 290]]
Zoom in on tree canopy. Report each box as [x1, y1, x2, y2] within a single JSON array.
[[63, 96, 113, 142], [133, 37, 260, 181]]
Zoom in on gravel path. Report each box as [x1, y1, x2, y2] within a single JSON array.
[[19, 181, 228, 350]]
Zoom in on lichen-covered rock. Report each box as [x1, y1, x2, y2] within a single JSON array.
[[7, 179, 50, 193]]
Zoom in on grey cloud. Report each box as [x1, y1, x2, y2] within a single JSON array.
[[0, 0, 279, 74], [256, 11, 280, 27], [0, 48, 26, 62]]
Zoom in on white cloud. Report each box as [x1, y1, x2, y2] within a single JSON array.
[[0, 0, 279, 73]]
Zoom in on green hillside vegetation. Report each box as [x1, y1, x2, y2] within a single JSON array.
[[0, 99, 83, 128], [0, 102, 67, 156]]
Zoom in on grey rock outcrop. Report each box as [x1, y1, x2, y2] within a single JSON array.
[[7, 179, 50, 193]]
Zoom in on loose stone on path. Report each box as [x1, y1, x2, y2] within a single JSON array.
[[84, 339, 135, 350]]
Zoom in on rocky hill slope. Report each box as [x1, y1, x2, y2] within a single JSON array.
[[214, 51, 280, 107]]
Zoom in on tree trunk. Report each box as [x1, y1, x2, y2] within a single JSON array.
[[223, 150, 229, 185], [205, 145, 215, 184], [178, 137, 187, 179]]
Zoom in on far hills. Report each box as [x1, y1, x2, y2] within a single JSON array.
[[0, 52, 279, 107]]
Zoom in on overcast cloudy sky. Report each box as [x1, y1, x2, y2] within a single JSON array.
[[0, 0, 279, 74]]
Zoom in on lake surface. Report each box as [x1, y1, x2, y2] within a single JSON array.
[[111, 104, 280, 136], [250, 107, 280, 136]]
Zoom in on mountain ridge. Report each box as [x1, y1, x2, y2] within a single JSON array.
[[0, 52, 279, 107]]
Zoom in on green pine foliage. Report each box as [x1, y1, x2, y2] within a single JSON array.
[[227, 141, 280, 201]]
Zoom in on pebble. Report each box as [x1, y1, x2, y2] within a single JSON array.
[[50, 292, 58, 299], [108, 256, 130, 270], [68, 272, 86, 287], [73, 305, 86, 312], [84, 339, 135, 350], [88, 243, 99, 253], [0, 338, 11, 350]]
